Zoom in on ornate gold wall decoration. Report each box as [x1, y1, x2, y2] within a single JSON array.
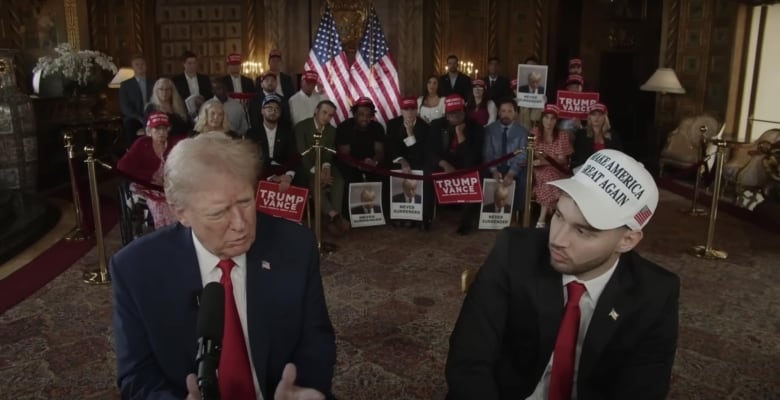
[[133, 0, 144, 56], [64, 0, 80, 49], [534, 0, 543, 59], [488, 0, 497, 58], [245, 0, 256, 60], [432, 0, 442, 75], [665, 0, 680, 67], [326, 0, 370, 55]]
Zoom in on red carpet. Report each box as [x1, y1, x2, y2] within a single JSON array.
[[0, 198, 118, 314]]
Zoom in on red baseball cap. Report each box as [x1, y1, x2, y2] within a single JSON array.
[[226, 53, 241, 65], [399, 96, 417, 110], [589, 103, 608, 114], [541, 104, 560, 117], [566, 74, 584, 86], [146, 112, 170, 128], [444, 94, 465, 113], [303, 70, 319, 83], [569, 58, 582, 67], [351, 96, 375, 111], [260, 71, 276, 81], [472, 79, 486, 88]]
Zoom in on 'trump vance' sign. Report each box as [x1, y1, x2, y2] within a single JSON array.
[[556, 91, 599, 119], [256, 181, 308, 223], [433, 171, 483, 204]]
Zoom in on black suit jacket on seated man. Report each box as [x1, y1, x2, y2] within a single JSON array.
[[111, 213, 336, 399], [446, 228, 679, 400]]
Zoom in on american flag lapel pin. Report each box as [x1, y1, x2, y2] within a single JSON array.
[[609, 308, 619, 321], [261, 260, 271, 270]]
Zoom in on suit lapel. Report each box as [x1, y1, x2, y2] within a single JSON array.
[[579, 257, 637, 381], [534, 252, 565, 374], [245, 216, 275, 398]]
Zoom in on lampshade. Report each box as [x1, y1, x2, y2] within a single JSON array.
[[108, 67, 135, 88], [640, 68, 685, 94]]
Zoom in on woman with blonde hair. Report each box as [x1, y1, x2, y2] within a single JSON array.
[[571, 103, 623, 167], [144, 77, 191, 136], [192, 99, 235, 138]]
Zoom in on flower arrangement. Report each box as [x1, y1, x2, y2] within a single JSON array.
[[32, 43, 117, 87]]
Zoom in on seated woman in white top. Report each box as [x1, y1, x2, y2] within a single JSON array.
[[417, 74, 445, 123]]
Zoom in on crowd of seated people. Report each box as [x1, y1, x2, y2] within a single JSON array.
[[117, 51, 621, 235]]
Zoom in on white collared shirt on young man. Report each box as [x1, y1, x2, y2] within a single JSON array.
[[526, 259, 619, 400], [193, 231, 264, 400], [231, 75, 243, 93], [289, 90, 329, 127], [185, 73, 200, 97]]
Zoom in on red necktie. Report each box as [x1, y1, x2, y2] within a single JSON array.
[[549, 281, 587, 400], [216, 259, 256, 399]]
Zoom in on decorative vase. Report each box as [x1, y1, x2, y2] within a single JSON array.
[[0, 49, 38, 192]]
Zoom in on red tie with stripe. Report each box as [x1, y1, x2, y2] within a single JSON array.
[[549, 281, 587, 400], [216, 259, 256, 399]]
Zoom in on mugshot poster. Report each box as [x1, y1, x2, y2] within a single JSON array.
[[479, 179, 516, 230], [389, 170, 423, 221], [348, 182, 386, 227], [516, 64, 548, 109], [255, 181, 308, 223]]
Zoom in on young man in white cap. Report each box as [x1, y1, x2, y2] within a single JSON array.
[[446, 149, 679, 400]]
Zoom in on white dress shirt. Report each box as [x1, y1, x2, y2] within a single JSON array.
[[231, 75, 243, 93], [194, 232, 264, 400], [185, 73, 200, 97], [526, 259, 619, 400], [289, 90, 328, 127], [264, 123, 277, 159], [215, 96, 249, 135], [416, 96, 445, 123]]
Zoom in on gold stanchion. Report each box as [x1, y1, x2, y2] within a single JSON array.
[[63, 131, 91, 241], [680, 134, 709, 216], [692, 139, 730, 260], [302, 127, 338, 254], [83, 145, 113, 284], [522, 133, 536, 228]]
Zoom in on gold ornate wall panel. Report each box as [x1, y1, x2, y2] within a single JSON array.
[[155, 0, 244, 76], [672, 0, 737, 122]]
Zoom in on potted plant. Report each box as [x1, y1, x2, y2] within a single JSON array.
[[32, 42, 117, 98]]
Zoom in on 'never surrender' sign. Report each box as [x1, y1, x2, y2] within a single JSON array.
[[433, 171, 483, 204], [556, 91, 599, 119], [256, 181, 308, 223]]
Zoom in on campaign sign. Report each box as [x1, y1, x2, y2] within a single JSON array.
[[255, 181, 308, 223], [348, 182, 386, 228], [389, 170, 423, 221], [478, 178, 515, 230], [556, 91, 600, 119], [433, 171, 483, 204]]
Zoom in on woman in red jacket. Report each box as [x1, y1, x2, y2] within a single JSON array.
[[117, 112, 183, 228]]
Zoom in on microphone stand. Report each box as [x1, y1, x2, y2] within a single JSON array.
[[300, 125, 338, 254]]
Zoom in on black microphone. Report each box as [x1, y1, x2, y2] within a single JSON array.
[[196, 282, 225, 399]]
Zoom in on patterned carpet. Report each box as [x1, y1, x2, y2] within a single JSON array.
[[0, 190, 778, 399]]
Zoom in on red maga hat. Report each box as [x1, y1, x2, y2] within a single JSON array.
[[566, 74, 584, 86], [569, 58, 582, 66], [541, 104, 560, 117], [472, 79, 486, 88], [589, 103, 608, 114], [146, 112, 170, 128], [303, 70, 319, 83], [444, 94, 465, 113], [226, 53, 242, 65], [260, 70, 277, 80], [351, 96, 375, 111], [400, 96, 417, 110]]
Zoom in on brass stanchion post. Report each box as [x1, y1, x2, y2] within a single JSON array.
[[681, 134, 709, 216], [692, 139, 729, 260], [63, 131, 91, 241], [308, 127, 338, 254], [83, 145, 113, 284], [522, 133, 536, 228]]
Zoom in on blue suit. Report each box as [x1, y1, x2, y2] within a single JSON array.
[[483, 121, 529, 209], [111, 213, 336, 399]]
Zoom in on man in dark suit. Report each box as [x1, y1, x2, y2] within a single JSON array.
[[118, 55, 154, 148], [392, 179, 422, 204], [446, 149, 678, 400], [111, 136, 336, 399], [249, 71, 292, 129], [172, 50, 213, 100], [222, 53, 256, 94], [518, 71, 546, 95], [268, 49, 296, 99], [245, 94, 299, 188], [484, 57, 513, 101], [439, 55, 472, 100]]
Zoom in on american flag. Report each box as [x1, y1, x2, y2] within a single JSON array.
[[633, 205, 653, 226], [349, 6, 401, 126], [305, 6, 353, 124]]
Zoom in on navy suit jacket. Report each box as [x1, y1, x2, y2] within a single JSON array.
[[111, 213, 336, 400], [119, 77, 154, 125], [222, 74, 257, 93]]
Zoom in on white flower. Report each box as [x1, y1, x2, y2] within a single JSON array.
[[32, 43, 118, 86]]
